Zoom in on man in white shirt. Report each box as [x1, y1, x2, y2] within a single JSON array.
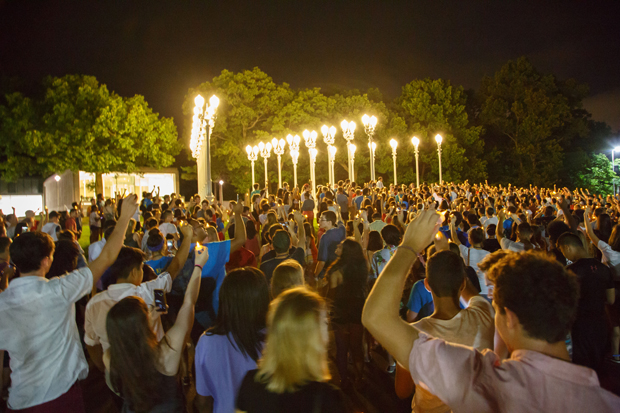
[[84, 223, 193, 372], [376, 177, 384, 189], [497, 210, 532, 252], [159, 210, 179, 241], [481, 207, 498, 229], [41, 210, 61, 241], [0, 195, 138, 412], [88, 225, 115, 263], [400, 249, 494, 412]]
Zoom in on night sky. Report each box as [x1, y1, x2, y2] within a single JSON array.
[[1, 1, 619, 135]]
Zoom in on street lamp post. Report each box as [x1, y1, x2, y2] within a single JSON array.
[[411, 137, 420, 188], [435, 134, 443, 184], [368, 141, 377, 182], [303, 129, 318, 199], [613, 147, 620, 195], [390, 139, 398, 186], [340, 120, 356, 181], [271, 138, 286, 189], [218, 180, 224, 204], [258, 141, 272, 194], [190, 94, 220, 201], [321, 125, 337, 186], [328, 146, 337, 187], [245, 145, 259, 190], [286, 134, 301, 188], [349, 144, 356, 182], [362, 114, 378, 181]]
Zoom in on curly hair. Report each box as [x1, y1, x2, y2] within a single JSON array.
[[486, 251, 578, 343]]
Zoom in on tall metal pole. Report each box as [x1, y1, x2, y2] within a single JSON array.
[[264, 158, 269, 191], [293, 162, 298, 188], [437, 145, 443, 184], [613, 149, 616, 195], [251, 161, 255, 188], [205, 126, 213, 201], [390, 139, 398, 186], [277, 155, 282, 189], [415, 149, 420, 188], [346, 142, 352, 181]]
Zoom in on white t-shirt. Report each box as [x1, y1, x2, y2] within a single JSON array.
[[482, 216, 498, 229], [159, 222, 178, 239], [500, 237, 525, 252], [458, 245, 491, 295], [42, 222, 61, 241], [0, 268, 93, 409], [84, 272, 172, 352], [412, 296, 494, 413], [597, 240, 620, 277], [88, 238, 106, 263]]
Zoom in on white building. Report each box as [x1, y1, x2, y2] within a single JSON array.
[[43, 168, 179, 211]]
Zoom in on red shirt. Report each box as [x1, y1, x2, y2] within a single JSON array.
[[226, 247, 257, 272]]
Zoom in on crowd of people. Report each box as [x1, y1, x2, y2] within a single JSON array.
[[1, 177, 620, 412]]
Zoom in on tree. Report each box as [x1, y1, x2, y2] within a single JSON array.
[[184, 68, 294, 192], [0, 75, 180, 187], [572, 153, 617, 195], [479, 57, 587, 187], [396, 78, 486, 183]]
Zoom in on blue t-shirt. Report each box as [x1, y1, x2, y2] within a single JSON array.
[[407, 280, 434, 319], [438, 226, 471, 248], [145, 256, 174, 276], [354, 196, 364, 210], [406, 279, 465, 320], [317, 223, 346, 279]]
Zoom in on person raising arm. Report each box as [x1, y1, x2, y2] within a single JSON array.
[[362, 209, 440, 367]]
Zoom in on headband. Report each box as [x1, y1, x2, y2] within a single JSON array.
[[147, 240, 165, 252]]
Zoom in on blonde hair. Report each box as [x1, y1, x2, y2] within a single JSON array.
[[256, 287, 330, 393], [271, 259, 304, 298]]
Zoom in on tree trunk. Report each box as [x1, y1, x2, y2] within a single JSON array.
[[95, 173, 104, 197]]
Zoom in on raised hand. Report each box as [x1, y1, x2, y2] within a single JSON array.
[[120, 194, 139, 219], [195, 245, 209, 267], [401, 208, 442, 254], [180, 222, 193, 239]]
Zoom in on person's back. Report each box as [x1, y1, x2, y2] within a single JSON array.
[[559, 233, 615, 374], [411, 250, 494, 412], [195, 268, 269, 413], [237, 288, 346, 413], [0, 195, 139, 411]]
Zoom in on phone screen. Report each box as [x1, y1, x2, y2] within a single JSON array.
[[167, 240, 173, 249], [153, 289, 168, 312], [22, 226, 28, 233]]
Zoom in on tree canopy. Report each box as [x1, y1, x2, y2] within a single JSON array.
[[0, 75, 180, 181], [183, 68, 487, 192]]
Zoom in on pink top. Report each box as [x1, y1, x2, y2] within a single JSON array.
[[409, 333, 620, 413]]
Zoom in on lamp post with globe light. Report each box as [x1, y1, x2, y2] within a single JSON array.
[[435, 134, 443, 184], [340, 120, 356, 181], [286, 134, 301, 188], [271, 138, 287, 189], [613, 146, 620, 194], [411, 137, 420, 188], [390, 139, 398, 186], [321, 125, 337, 186], [245, 145, 259, 190], [303, 130, 318, 199], [258, 141, 272, 194], [361, 114, 378, 181], [367, 141, 377, 183], [190, 94, 220, 201], [349, 144, 356, 182]]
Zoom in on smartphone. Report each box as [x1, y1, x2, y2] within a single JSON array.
[[153, 289, 168, 312], [166, 240, 173, 251], [22, 226, 28, 234]]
